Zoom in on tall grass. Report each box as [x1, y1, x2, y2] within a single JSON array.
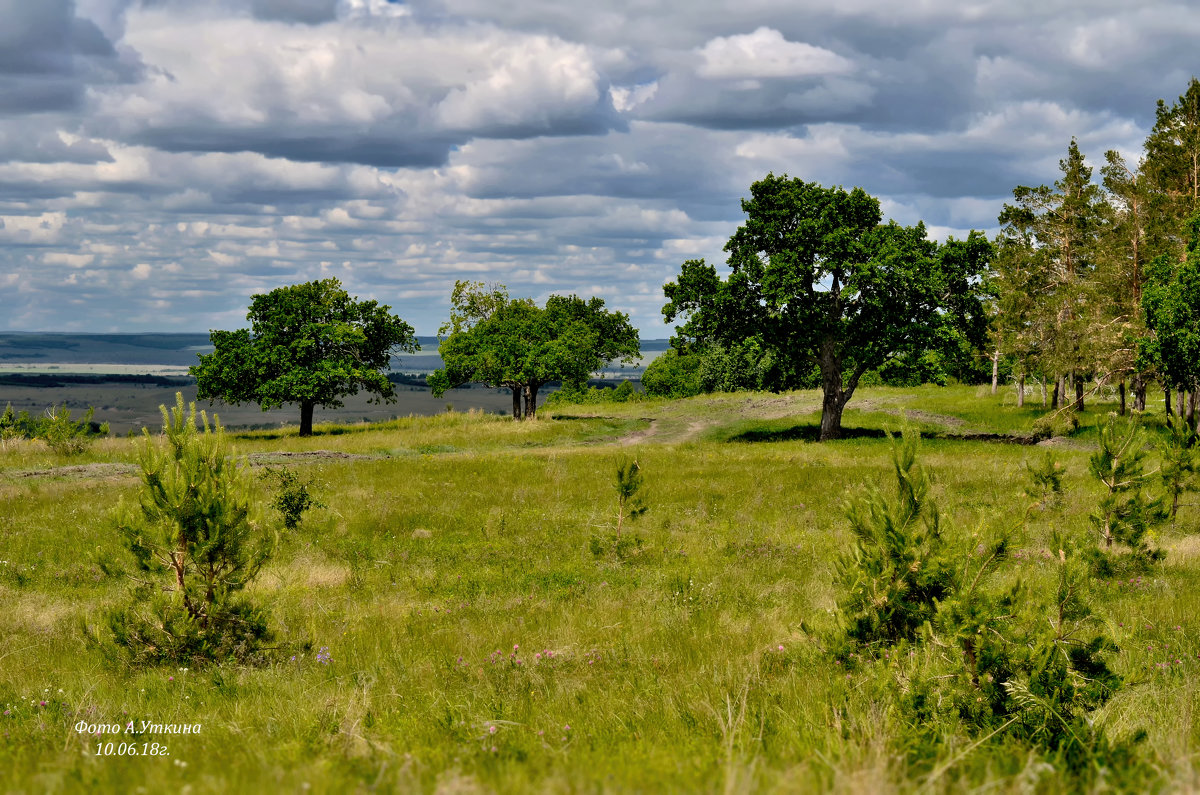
[[0, 388, 1196, 792]]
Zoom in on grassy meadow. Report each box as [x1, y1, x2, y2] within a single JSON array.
[[1, 385, 1198, 793]]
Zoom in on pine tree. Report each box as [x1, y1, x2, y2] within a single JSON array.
[[105, 394, 273, 666]]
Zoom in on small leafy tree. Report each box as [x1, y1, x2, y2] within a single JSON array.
[[105, 394, 272, 666], [1086, 416, 1166, 573], [261, 465, 325, 530], [614, 457, 647, 540], [431, 281, 640, 420]]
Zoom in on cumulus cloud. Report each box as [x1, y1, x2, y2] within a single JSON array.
[[696, 27, 853, 80], [81, 7, 621, 167], [1, 0, 1198, 335]]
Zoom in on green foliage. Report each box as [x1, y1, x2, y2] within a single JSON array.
[[835, 436, 1143, 783], [260, 465, 325, 531], [835, 430, 954, 647], [544, 379, 644, 407], [613, 457, 646, 540], [641, 349, 703, 398], [43, 405, 108, 455], [0, 403, 108, 453], [1085, 416, 1166, 573], [1023, 451, 1065, 511], [913, 532, 1137, 781], [103, 394, 273, 666], [1160, 422, 1198, 520], [432, 281, 640, 420], [191, 278, 418, 436], [1030, 410, 1079, 441], [663, 173, 991, 440], [1141, 213, 1200, 396]]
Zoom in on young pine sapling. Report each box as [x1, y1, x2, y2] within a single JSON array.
[[104, 394, 273, 666], [1086, 416, 1165, 572], [1159, 422, 1197, 521]]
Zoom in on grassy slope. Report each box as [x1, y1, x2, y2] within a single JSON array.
[[0, 386, 1197, 793]]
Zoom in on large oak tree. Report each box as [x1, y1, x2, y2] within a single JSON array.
[[191, 279, 418, 436], [662, 174, 991, 441]]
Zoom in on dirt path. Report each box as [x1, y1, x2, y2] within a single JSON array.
[[617, 419, 660, 446], [4, 449, 382, 481]]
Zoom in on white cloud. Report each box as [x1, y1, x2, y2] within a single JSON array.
[[696, 27, 853, 80]]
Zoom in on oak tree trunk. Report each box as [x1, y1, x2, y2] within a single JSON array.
[[991, 351, 999, 395], [299, 400, 315, 437], [511, 387, 522, 420], [818, 354, 853, 441], [1133, 374, 1146, 411], [1074, 379, 1084, 412], [524, 383, 540, 420], [1017, 374, 1025, 408], [1119, 381, 1126, 416]]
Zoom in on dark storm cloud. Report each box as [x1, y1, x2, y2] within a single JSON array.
[[0, 0, 137, 115]]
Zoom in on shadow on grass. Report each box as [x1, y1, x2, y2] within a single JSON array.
[[231, 425, 360, 441], [726, 423, 1038, 445], [727, 424, 888, 443]]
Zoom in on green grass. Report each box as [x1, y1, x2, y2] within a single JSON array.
[[1, 386, 1198, 792]]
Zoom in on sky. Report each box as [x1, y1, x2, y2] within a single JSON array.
[[1, 0, 1197, 336]]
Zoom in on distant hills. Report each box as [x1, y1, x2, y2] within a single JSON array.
[[0, 333, 669, 374]]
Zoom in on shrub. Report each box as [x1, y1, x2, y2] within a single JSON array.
[[103, 394, 272, 666], [1023, 451, 1065, 513], [1159, 422, 1197, 520], [545, 379, 645, 407], [260, 465, 325, 530], [0, 403, 108, 453], [1030, 411, 1079, 441], [642, 349, 702, 398], [43, 405, 108, 455]]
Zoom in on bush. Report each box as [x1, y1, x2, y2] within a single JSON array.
[[1084, 416, 1166, 574], [642, 349, 702, 398], [261, 465, 324, 530], [43, 405, 108, 455], [544, 379, 644, 407], [1030, 411, 1079, 440], [834, 429, 954, 647], [0, 402, 108, 453], [102, 394, 273, 666]]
